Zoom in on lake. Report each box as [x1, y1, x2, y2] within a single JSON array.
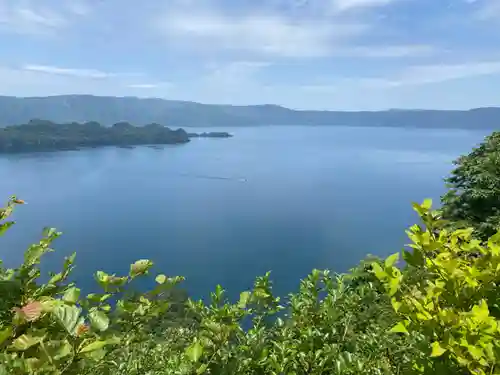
[[0, 126, 488, 300]]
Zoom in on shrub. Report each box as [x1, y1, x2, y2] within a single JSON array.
[[374, 199, 500, 375], [1, 196, 499, 374]]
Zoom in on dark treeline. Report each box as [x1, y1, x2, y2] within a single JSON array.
[[0, 119, 191, 153]]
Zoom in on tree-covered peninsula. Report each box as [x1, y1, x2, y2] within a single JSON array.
[[0, 120, 232, 154]]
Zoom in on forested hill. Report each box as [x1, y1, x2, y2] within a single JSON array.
[[0, 120, 191, 153], [0, 95, 499, 129]]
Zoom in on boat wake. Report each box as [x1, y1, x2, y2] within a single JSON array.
[[178, 173, 247, 183]]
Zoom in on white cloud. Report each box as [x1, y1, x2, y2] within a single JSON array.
[[474, 0, 500, 19], [0, 65, 155, 98], [300, 84, 339, 93], [358, 61, 500, 87], [331, 0, 397, 11], [65, 1, 91, 16], [340, 44, 435, 57], [22, 65, 115, 79], [128, 83, 160, 89], [127, 82, 173, 89], [157, 8, 368, 58], [0, 0, 89, 35], [201, 61, 271, 87]]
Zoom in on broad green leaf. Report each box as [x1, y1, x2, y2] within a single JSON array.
[[412, 202, 425, 216], [42, 227, 58, 238], [0, 221, 14, 235], [78, 336, 120, 354], [155, 274, 167, 284], [371, 262, 387, 280], [95, 271, 110, 285], [48, 272, 63, 285], [52, 304, 81, 335], [129, 259, 153, 277], [82, 348, 107, 361], [402, 249, 424, 266], [95, 271, 127, 290], [196, 364, 208, 375], [391, 298, 402, 312], [10, 334, 43, 351], [384, 253, 399, 268], [467, 345, 484, 360], [86, 293, 112, 303], [471, 300, 490, 322], [388, 276, 401, 296], [0, 327, 12, 345], [63, 287, 80, 304], [45, 340, 72, 360], [24, 243, 53, 266], [430, 342, 447, 357], [238, 291, 251, 309], [108, 276, 128, 286], [79, 340, 108, 354], [100, 294, 112, 302], [421, 199, 433, 210], [186, 341, 203, 362], [89, 310, 109, 332], [64, 253, 76, 269], [40, 298, 59, 313], [389, 322, 408, 334]]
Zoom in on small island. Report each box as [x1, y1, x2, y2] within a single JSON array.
[[0, 120, 232, 154], [188, 132, 233, 138]]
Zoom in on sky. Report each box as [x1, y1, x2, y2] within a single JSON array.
[[0, 0, 499, 110]]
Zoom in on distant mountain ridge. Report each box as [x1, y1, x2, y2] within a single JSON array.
[[0, 95, 498, 129]]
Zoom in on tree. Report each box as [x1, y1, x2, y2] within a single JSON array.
[[441, 131, 500, 240]]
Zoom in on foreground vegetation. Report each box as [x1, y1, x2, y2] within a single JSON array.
[[1, 131, 499, 374]]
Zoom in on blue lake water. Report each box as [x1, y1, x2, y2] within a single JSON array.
[[0, 126, 489, 300]]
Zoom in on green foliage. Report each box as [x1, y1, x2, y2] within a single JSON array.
[[2, 194, 500, 374], [374, 199, 500, 375], [441, 131, 500, 240], [0, 120, 190, 154]]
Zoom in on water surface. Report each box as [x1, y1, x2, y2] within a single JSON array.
[[0, 126, 488, 299]]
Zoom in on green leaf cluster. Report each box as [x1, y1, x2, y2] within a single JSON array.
[[374, 200, 500, 375]]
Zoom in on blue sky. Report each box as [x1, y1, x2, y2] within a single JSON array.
[[0, 0, 499, 110]]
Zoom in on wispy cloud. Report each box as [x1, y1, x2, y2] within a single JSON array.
[[127, 82, 173, 89], [474, 0, 500, 19], [157, 7, 368, 58], [340, 44, 435, 57], [361, 60, 500, 87], [22, 65, 115, 79], [0, 0, 89, 35], [202, 61, 271, 86], [330, 0, 397, 12], [65, 1, 91, 16], [128, 83, 160, 89]]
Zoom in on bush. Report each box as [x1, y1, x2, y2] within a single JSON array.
[[1, 196, 499, 374], [374, 199, 500, 375]]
